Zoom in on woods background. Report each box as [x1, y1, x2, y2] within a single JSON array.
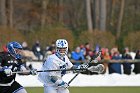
[[0, 0, 140, 51]]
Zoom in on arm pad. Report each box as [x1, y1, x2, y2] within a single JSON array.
[[50, 76, 63, 85]]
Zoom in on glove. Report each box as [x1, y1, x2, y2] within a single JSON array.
[[3, 66, 12, 76], [73, 64, 88, 73], [58, 81, 69, 88], [79, 63, 89, 70], [20, 65, 27, 71], [30, 69, 37, 75]]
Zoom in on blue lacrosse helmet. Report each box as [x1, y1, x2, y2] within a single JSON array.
[[7, 41, 23, 59]]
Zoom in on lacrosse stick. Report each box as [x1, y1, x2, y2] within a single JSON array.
[[12, 64, 104, 74], [67, 51, 102, 85]]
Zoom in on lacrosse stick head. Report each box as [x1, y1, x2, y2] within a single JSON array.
[[87, 64, 104, 74]]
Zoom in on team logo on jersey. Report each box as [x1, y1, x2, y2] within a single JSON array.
[[60, 64, 66, 70], [60, 64, 66, 76]]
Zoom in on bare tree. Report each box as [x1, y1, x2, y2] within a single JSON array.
[[0, 0, 7, 27], [116, 0, 125, 39], [99, 0, 107, 31], [58, 0, 64, 23], [86, 0, 93, 32], [41, 0, 48, 30], [110, 0, 117, 25], [94, 0, 100, 30], [9, 0, 14, 28]]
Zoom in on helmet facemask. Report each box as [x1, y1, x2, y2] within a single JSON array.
[[56, 47, 68, 57], [13, 48, 23, 59]]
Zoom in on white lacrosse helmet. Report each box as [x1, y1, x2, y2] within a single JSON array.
[[55, 39, 68, 57]]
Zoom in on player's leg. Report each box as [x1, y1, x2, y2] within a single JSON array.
[[15, 88, 27, 93], [11, 81, 27, 93], [44, 86, 57, 93], [57, 87, 69, 93]]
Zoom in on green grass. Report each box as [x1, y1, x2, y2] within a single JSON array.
[[26, 87, 140, 93]]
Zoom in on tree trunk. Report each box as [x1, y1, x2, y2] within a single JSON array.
[[9, 0, 14, 28], [0, 0, 7, 27], [58, 0, 64, 23], [86, 0, 93, 32], [116, 0, 125, 39], [99, 0, 106, 31], [94, 0, 100, 30], [41, 0, 48, 30]]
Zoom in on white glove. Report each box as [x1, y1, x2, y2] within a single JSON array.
[[58, 81, 69, 88], [75, 63, 88, 72], [79, 63, 89, 69], [30, 69, 37, 75], [3, 66, 12, 76], [20, 65, 27, 71]]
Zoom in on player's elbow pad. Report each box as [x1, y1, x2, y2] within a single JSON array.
[[50, 76, 63, 85]]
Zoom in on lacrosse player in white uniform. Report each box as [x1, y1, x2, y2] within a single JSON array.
[[38, 39, 76, 93], [38, 39, 104, 93]]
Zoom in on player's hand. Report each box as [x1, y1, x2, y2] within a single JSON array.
[[58, 81, 69, 88], [73, 64, 88, 73], [3, 66, 13, 76], [79, 63, 88, 70], [81, 64, 88, 69], [30, 69, 37, 75], [20, 65, 27, 71]]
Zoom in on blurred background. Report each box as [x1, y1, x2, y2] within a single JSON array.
[[0, 0, 140, 93]]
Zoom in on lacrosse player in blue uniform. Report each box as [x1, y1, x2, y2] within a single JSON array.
[[0, 41, 36, 93]]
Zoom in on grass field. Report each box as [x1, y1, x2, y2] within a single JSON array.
[[26, 87, 140, 93]]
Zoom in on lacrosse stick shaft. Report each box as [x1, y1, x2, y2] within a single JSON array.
[[12, 70, 30, 74], [37, 69, 85, 72], [68, 73, 79, 85], [12, 68, 87, 74]]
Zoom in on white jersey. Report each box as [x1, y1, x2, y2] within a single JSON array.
[[38, 54, 73, 86]]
